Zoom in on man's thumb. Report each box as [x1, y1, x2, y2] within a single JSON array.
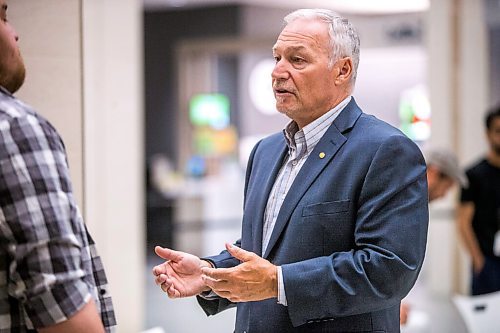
[[226, 243, 254, 262], [155, 246, 182, 262]]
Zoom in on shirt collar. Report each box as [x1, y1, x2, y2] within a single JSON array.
[[0, 85, 12, 96], [283, 95, 352, 153]]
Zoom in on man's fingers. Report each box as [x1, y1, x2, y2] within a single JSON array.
[[202, 275, 230, 292], [154, 246, 183, 262], [201, 266, 231, 281], [152, 263, 167, 276], [154, 274, 164, 285], [166, 284, 180, 298], [225, 243, 255, 262], [155, 273, 168, 286], [157, 276, 180, 298]]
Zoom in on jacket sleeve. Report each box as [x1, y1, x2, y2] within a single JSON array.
[[282, 134, 429, 327], [195, 239, 242, 315]]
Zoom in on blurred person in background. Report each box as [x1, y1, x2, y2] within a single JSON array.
[[458, 106, 500, 296], [400, 148, 466, 326], [0, 1, 116, 331], [425, 149, 467, 202], [154, 8, 428, 332]]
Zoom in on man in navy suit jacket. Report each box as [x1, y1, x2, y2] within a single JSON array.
[[153, 8, 428, 333]]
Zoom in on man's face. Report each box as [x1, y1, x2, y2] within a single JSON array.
[[487, 116, 500, 156], [271, 18, 346, 128], [427, 165, 455, 202], [0, 0, 25, 93]]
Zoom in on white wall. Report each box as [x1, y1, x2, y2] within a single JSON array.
[[82, 0, 145, 331], [12, 0, 84, 206]]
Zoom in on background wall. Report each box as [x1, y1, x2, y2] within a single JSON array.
[[82, 0, 145, 331], [12, 0, 84, 206], [485, 0, 500, 107]]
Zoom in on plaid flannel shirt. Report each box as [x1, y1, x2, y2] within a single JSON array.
[[0, 87, 116, 332]]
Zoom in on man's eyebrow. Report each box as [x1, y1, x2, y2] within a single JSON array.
[[287, 46, 307, 52], [272, 45, 307, 53]]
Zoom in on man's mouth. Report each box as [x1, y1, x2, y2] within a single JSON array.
[[274, 87, 294, 95]]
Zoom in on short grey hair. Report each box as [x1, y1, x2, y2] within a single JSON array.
[[284, 8, 361, 85]]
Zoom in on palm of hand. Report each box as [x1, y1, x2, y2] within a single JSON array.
[[164, 254, 206, 297]]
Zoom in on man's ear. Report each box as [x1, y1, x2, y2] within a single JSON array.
[[334, 57, 353, 86]]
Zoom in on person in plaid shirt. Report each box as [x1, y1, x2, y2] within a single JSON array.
[[0, 1, 116, 331]]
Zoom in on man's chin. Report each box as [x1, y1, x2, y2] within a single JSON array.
[[5, 67, 26, 94], [1, 59, 26, 94], [276, 103, 297, 115], [275, 106, 292, 119]]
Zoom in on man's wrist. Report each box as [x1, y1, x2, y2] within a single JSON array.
[[199, 260, 213, 293], [200, 259, 214, 269]]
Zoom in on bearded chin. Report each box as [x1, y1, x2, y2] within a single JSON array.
[[4, 64, 26, 94], [1, 50, 26, 94]]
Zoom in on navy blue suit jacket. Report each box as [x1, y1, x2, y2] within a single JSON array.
[[197, 99, 429, 333]]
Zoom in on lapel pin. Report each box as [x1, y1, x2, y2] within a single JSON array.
[[319, 152, 326, 159]]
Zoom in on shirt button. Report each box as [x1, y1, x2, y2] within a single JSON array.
[[291, 160, 297, 166]]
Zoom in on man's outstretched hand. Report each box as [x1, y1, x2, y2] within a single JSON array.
[[152, 246, 211, 298]]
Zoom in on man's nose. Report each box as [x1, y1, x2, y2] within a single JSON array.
[[271, 61, 289, 80]]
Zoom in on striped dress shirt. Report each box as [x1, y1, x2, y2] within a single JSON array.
[[262, 96, 352, 305]]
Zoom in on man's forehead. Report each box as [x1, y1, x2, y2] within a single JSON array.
[[272, 42, 307, 53], [273, 20, 328, 50], [272, 33, 325, 54]]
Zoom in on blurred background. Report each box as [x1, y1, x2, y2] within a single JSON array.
[[8, 0, 500, 332]]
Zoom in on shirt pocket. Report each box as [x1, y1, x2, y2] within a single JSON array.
[[302, 199, 350, 217]]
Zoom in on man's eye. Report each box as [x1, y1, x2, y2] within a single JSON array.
[[292, 57, 304, 63], [273, 56, 280, 63]]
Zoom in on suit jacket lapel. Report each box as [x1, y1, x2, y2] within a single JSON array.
[[250, 137, 288, 257], [262, 99, 363, 259]]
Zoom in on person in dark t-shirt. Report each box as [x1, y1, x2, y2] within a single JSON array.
[[459, 105, 500, 295]]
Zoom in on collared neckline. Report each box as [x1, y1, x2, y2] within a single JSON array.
[[282, 95, 352, 155], [0, 85, 13, 96]]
